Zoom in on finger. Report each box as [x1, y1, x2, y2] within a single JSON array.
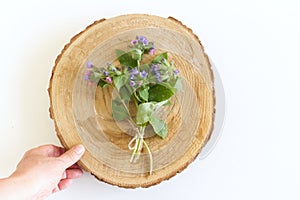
[[61, 171, 67, 179], [48, 146, 65, 157], [52, 185, 60, 193], [65, 168, 83, 179], [35, 144, 63, 157], [58, 179, 73, 191], [57, 146, 66, 156], [68, 163, 81, 169], [58, 144, 85, 168]]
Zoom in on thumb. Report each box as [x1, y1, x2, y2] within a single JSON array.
[[59, 144, 85, 168]]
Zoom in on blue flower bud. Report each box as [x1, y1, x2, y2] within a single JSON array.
[[131, 40, 138, 45], [130, 67, 139, 75], [87, 61, 93, 68], [140, 70, 148, 78], [130, 80, 136, 87], [174, 69, 179, 75]]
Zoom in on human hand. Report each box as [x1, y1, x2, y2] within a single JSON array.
[[0, 144, 85, 200]]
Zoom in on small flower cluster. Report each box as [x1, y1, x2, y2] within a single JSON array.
[[85, 61, 122, 87], [131, 36, 155, 55], [84, 36, 181, 100], [126, 62, 179, 89]]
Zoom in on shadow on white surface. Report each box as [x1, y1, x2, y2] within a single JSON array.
[[199, 58, 226, 159]]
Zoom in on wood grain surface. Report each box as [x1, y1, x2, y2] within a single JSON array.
[[48, 14, 215, 188]]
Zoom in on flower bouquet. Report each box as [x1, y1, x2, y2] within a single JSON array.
[[84, 36, 182, 174]]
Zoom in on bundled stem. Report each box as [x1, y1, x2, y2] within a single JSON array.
[[128, 126, 153, 174]]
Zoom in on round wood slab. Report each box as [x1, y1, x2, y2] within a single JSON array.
[[48, 14, 215, 188]]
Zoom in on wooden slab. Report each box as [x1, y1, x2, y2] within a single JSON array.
[[48, 14, 215, 188]]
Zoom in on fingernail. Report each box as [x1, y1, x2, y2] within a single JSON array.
[[62, 171, 67, 179], [74, 144, 85, 155]]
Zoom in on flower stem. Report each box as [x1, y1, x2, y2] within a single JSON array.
[[143, 139, 153, 175], [137, 60, 140, 67], [114, 90, 136, 126], [137, 60, 140, 71], [129, 125, 153, 174]]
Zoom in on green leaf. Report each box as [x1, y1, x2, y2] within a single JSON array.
[[150, 114, 168, 139], [173, 77, 183, 92], [140, 64, 150, 72], [112, 99, 130, 121], [115, 49, 137, 67], [115, 70, 122, 76], [113, 75, 128, 91], [97, 79, 108, 88], [157, 123, 167, 139], [130, 48, 142, 61], [158, 82, 175, 91], [152, 52, 168, 64], [138, 86, 149, 102], [148, 84, 175, 102], [119, 85, 133, 102], [89, 72, 101, 82], [133, 91, 143, 103], [153, 99, 170, 111], [136, 102, 154, 125], [136, 100, 169, 126]]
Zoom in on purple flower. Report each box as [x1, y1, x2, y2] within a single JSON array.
[[130, 80, 136, 87], [136, 36, 148, 45], [84, 70, 91, 81], [155, 72, 162, 82], [150, 64, 163, 82], [130, 68, 139, 80], [150, 64, 159, 73], [143, 38, 148, 45], [130, 67, 139, 76], [137, 36, 145, 41], [87, 61, 93, 68], [85, 70, 91, 75], [105, 77, 112, 84], [156, 72, 161, 78], [140, 70, 148, 78], [103, 71, 109, 76], [149, 48, 155, 55], [106, 62, 111, 66], [150, 64, 154, 72], [131, 40, 138, 45], [174, 69, 179, 75]]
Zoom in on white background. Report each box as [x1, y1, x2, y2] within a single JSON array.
[[1, 0, 300, 199]]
